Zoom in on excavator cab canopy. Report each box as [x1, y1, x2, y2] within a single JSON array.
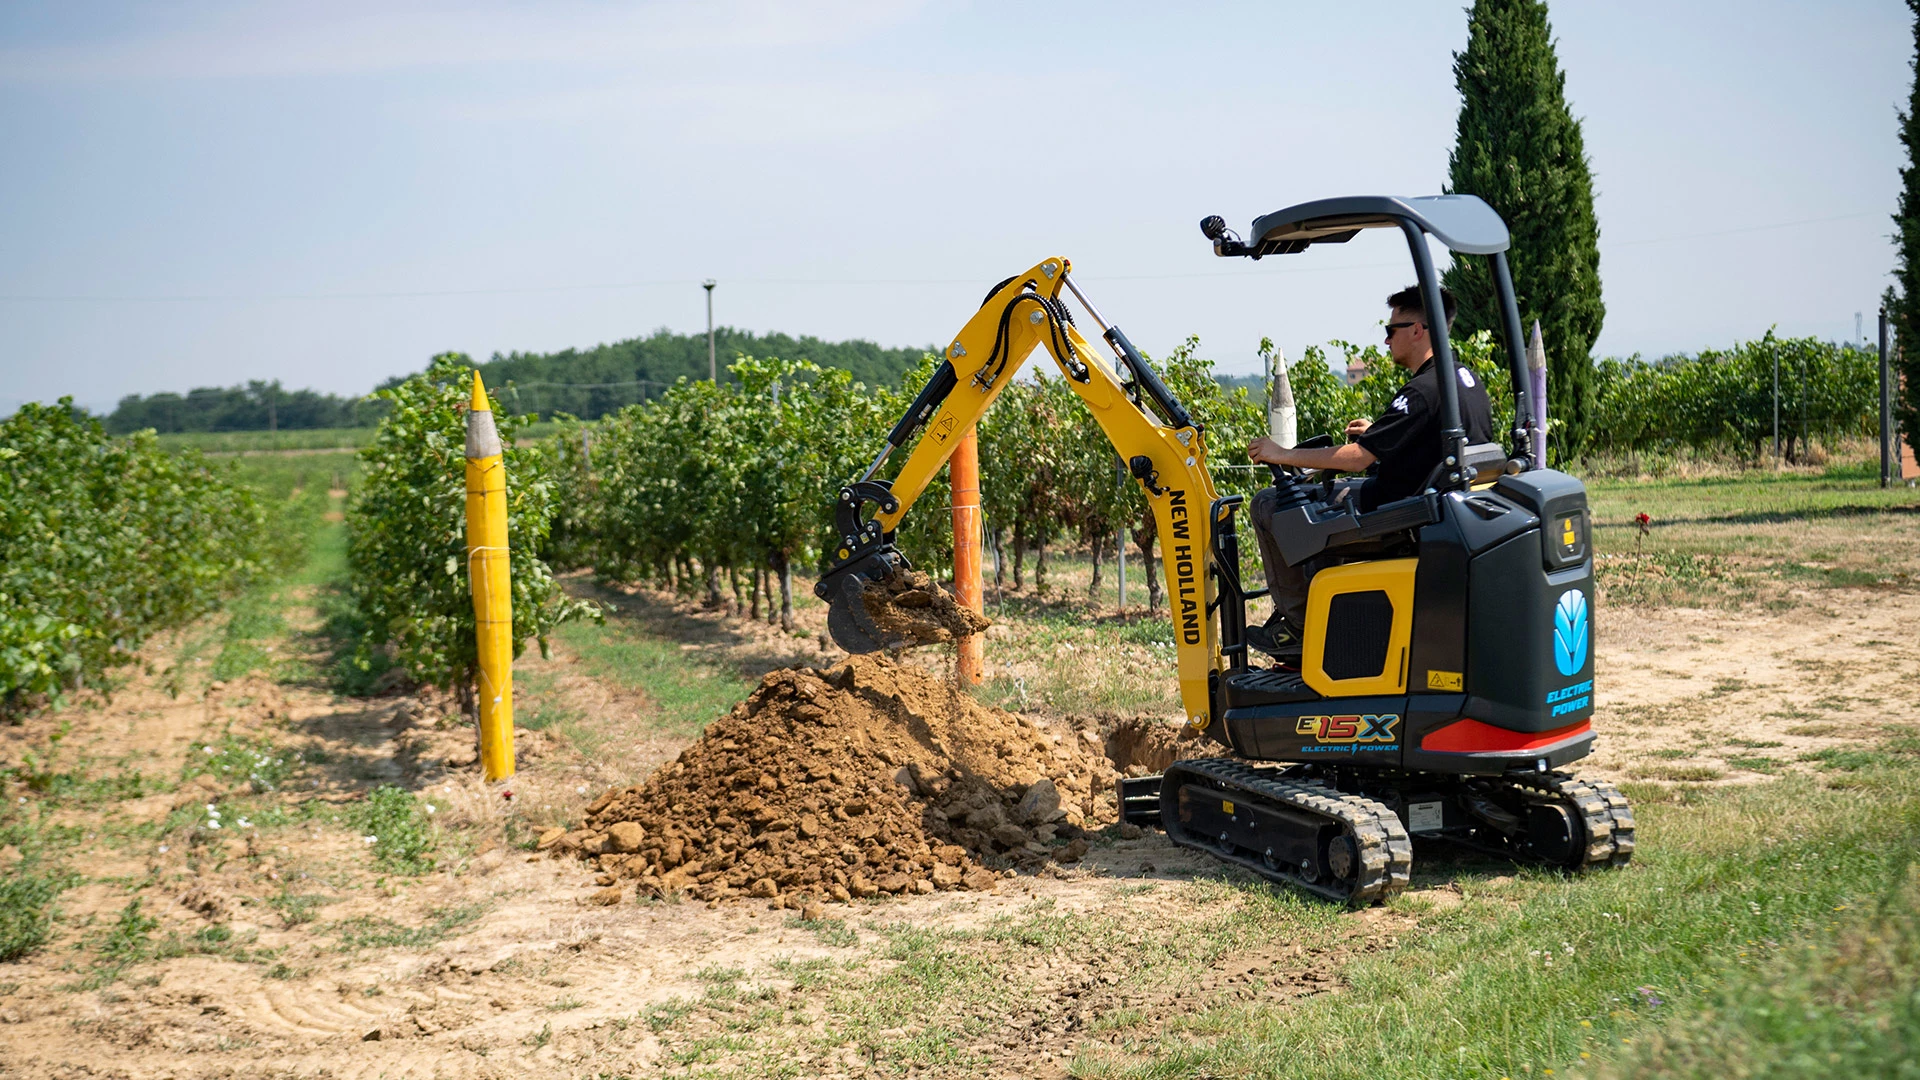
[[1204, 194, 1511, 259], [1244, 194, 1511, 257], [1201, 192, 1535, 472]]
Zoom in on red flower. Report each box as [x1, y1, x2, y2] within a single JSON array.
[[1635, 512, 1651, 536]]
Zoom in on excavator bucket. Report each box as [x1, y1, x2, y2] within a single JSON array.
[[819, 548, 990, 654], [822, 553, 899, 654]]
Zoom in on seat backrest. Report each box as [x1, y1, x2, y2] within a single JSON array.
[[1462, 442, 1514, 486]]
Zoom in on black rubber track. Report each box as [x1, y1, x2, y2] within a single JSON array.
[[1516, 773, 1637, 870], [1443, 772, 1636, 871], [1160, 758, 1413, 905]]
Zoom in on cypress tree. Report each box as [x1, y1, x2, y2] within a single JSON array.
[[1442, 0, 1604, 457], [1889, 0, 1920, 463]]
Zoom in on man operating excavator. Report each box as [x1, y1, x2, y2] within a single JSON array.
[[1241, 284, 1493, 660]]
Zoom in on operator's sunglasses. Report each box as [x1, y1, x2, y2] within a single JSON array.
[[1384, 321, 1420, 340]]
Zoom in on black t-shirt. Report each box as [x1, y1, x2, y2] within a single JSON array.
[[1352, 357, 1494, 512]]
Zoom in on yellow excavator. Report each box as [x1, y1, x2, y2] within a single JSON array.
[[817, 194, 1632, 903]]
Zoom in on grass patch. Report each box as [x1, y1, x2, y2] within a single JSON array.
[[1726, 756, 1782, 774], [4, 765, 156, 805], [267, 888, 332, 927], [1799, 748, 1879, 772], [1630, 763, 1726, 783], [330, 904, 485, 950], [349, 785, 436, 874], [184, 732, 300, 794], [74, 898, 159, 988], [156, 429, 376, 454], [788, 915, 860, 948], [645, 998, 695, 1032], [1072, 759, 1920, 1080], [550, 614, 752, 740], [0, 872, 62, 961], [1604, 869, 1920, 1079]]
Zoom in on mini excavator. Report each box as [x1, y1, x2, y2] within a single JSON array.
[[817, 195, 1633, 903]]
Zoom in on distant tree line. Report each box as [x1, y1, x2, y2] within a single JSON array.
[[104, 380, 388, 435], [98, 327, 935, 434], [438, 327, 935, 421]]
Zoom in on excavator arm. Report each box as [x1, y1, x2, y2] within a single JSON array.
[[815, 257, 1224, 730]]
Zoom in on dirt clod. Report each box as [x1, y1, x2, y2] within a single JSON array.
[[579, 655, 1120, 903], [860, 570, 991, 648]]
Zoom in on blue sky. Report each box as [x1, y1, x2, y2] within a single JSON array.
[[0, 1, 1909, 413]]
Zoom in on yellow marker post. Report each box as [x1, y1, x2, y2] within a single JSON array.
[[465, 372, 514, 781]]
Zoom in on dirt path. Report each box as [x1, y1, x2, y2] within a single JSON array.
[[1, 575, 1914, 1077], [1588, 589, 1920, 786]]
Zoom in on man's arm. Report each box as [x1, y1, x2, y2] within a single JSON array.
[[1246, 436, 1377, 472]]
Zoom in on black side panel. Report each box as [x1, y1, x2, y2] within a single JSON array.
[[1465, 534, 1595, 732], [1399, 693, 1468, 752], [1224, 696, 1408, 764], [1494, 469, 1590, 571], [1408, 493, 1536, 695], [1324, 591, 1394, 680], [1408, 513, 1470, 692]]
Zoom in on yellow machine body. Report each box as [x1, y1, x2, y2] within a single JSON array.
[[1300, 557, 1417, 698]]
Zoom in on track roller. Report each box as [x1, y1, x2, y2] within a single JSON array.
[[1159, 758, 1411, 904]]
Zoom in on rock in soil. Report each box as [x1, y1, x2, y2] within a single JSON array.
[[860, 570, 991, 648], [576, 655, 1119, 904]]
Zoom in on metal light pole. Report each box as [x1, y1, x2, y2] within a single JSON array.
[[1882, 306, 1894, 489], [1771, 339, 1780, 464], [703, 279, 717, 383]]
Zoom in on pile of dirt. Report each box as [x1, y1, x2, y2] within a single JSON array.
[[552, 655, 1122, 905], [860, 569, 991, 648]]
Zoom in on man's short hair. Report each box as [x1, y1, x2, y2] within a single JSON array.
[[1386, 284, 1457, 328]]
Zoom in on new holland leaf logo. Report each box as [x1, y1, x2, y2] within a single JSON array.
[[1553, 588, 1588, 676]]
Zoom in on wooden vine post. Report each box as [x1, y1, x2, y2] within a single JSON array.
[[466, 372, 516, 781], [951, 426, 985, 684]]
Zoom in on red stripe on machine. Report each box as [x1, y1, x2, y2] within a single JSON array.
[[1420, 718, 1592, 753]]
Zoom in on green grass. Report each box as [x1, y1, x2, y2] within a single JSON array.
[[75, 898, 160, 988], [1603, 872, 1919, 1079], [157, 429, 375, 453], [184, 732, 300, 794], [267, 887, 333, 927], [330, 904, 486, 950], [0, 873, 61, 962], [548, 614, 753, 740], [1583, 460, 1920, 611], [349, 785, 438, 875], [1070, 758, 1920, 1080]]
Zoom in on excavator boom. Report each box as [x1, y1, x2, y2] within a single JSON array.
[[816, 258, 1224, 730]]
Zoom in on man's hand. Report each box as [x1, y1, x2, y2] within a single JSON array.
[[1345, 418, 1371, 439], [1246, 435, 1379, 475]]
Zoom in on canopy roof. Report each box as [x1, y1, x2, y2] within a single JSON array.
[[1243, 194, 1510, 257]]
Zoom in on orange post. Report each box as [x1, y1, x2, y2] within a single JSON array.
[[951, 426, 985, 684]]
